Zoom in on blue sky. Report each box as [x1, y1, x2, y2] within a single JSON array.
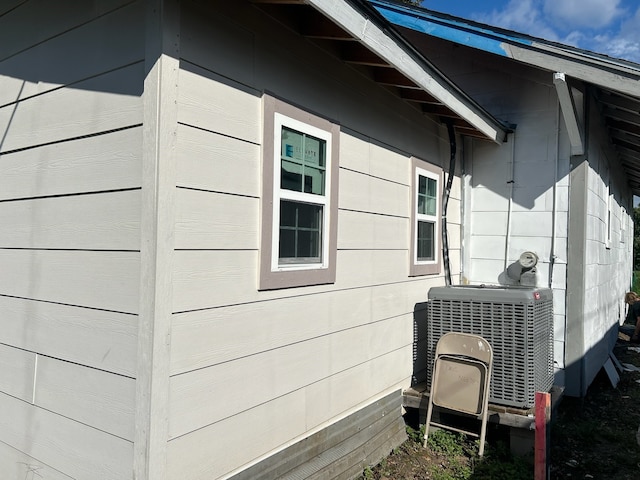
[[418, 0, 640, 63]]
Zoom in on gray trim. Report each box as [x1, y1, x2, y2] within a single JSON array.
[[229, 390, 406, 480], [564, 94, 590, 397], [259, 95, 339, 290], [409, 157, 443, 276], [135, 1, 180, 478]]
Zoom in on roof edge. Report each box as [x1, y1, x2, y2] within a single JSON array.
[[306, 0, 509, 142]]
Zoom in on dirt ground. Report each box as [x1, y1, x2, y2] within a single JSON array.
[[362, 328, 640, 480]]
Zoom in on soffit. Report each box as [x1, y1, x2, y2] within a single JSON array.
[[249, 0, 509, 143], [370, 0, 640, 196]]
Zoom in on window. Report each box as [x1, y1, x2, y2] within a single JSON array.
[[259, 95, 339, 290], [410, 158, 442, 276]]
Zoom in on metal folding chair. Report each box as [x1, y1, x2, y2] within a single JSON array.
[[422, 332, 493, 456]]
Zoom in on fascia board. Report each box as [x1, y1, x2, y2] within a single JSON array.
[[306, 0, 506, 143], [370, 0, 640, 101], [505, 42, 640, 100]]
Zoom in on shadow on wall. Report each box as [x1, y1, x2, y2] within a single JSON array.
[[412, 299, 622, 398], [412, 301, 429, 386]]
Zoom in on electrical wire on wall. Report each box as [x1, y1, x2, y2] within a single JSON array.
[[442, 121, 456, 286]]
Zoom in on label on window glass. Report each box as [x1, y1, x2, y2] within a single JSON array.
[[282, 127, 324, 166]]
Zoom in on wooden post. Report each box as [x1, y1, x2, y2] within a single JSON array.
[[535, 392, 551, 480]]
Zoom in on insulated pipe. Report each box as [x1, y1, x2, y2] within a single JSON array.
[[549, 100, 560, 288], [442, 121, 456, 286], [504, 133, 516, 274]]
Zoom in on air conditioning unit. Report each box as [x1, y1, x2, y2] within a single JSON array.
[[426, 285, 554, 409]]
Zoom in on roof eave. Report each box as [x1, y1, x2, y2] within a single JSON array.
[[305, 0, 509, 143]]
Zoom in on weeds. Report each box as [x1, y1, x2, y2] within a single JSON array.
[[361, 424, 532, 480]]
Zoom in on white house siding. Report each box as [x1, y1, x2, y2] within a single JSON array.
[[166, 1, 462, 478], [580, 100, 634, 390], [407, 34, 635, 395], [0, 1, 142, 478], [427, 45, 571, 380]]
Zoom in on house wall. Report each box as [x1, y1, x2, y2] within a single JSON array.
[[0, 1, 142, 478], [413, 38, 572, 383], [404, 33, 634, 396], [166, 1, 461, 478], [579, 94, 634, 391]]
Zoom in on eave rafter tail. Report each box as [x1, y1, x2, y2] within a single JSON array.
[[304, 0, 508, 143], [553, 72, 584, 156]]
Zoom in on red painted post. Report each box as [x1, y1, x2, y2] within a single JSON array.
[[535, 391, 551, 480]]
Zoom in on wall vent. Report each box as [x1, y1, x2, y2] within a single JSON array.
[[426, 285, 554, 409]]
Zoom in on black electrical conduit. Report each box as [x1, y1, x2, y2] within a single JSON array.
[[442, 121, 456, 286]]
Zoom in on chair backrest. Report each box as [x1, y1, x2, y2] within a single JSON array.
[[435, 332, 492, 364], [430, 332, 493, 415], [424, 332, 494, 456]]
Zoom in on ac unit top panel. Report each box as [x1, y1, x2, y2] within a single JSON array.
[[428, 285, 553, 304]]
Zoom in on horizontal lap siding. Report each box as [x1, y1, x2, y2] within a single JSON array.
[[169, 1, 451, 477], [0, 441, 75, 480], [166, 351, 410, 480], [0, 127, 142, 200], [170, 280, 430, 375], [0, 2, 143, 478], [1, 295, 137, 377], [169, 314, 413, 438], [0, 392, 133, 480], [0, 190, 140, 250]]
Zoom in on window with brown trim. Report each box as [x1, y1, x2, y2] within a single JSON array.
[[410, 157, 442, 276], [259, 95, 339, 290]]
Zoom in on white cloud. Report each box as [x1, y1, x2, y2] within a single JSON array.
[[473, 0, 558, 41], [589, 6, 640, 62], [471, 0, 640, 63], [543, 0, 624, 29], [467, 0, 640, 63]]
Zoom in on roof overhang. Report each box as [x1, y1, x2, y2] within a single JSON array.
[[370, 0, 640, 196], [250, 0, 510, 143]]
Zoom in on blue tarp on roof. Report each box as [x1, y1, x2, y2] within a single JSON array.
[[370, 0, 640, 71], [369, 0, 530, 58]]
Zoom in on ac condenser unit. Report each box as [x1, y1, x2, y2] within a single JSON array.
[[427, 285, 554, 409]]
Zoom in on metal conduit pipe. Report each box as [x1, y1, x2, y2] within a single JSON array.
[[442, 121, 456, 286]]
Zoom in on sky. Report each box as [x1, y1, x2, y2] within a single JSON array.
[[418, 0, 640, 64]]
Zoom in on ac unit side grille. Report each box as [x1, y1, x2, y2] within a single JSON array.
[[426, 286, 554, 409]]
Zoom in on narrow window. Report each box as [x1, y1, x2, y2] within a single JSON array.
[[416, 174, 438, 261], [410, 158, 442, 276], [259, 96, 339, 290], [275, 122, 328, 267]]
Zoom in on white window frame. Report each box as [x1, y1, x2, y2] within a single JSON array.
[[409, 157, 442, 277], [271, 113, 332, 272], [259, 95, 339, 291], [414, 166, 440, 266]]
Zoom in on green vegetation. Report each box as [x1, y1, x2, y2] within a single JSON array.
[[632, 270, 640, 295], [362, 424, 532, 480]]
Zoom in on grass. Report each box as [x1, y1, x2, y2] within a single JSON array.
[[362, 422, 532, 480], [361, 337, 640, 479]]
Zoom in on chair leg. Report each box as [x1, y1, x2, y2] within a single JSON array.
[[478, 391, 490, 457], [422, 398, 435, 448], [478, 409, 488, 456]]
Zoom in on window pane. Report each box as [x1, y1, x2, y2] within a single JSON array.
[[281, 126, 326, 195], [426, 197, 437, 216], [279, 200, 323, 263], [417, 220, 435, 261], [281, 159, 303, 192], [303, 135, 325, 168], [304, 167, 325, 195], [417, 175, 437, 216], [281, 127, 304, 162], [418, 176, 427, 195]]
